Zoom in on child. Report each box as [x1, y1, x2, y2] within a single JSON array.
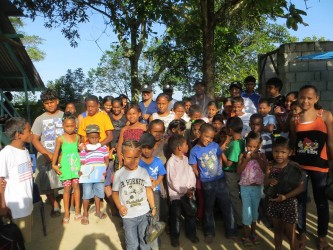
[[188, 104, 208, 122], [265, 137, 304, 250], [285, 91, 298, 112], [139, 133, 166, 249], [65, 102, 77, 116], [237, 131, 266, 246], [212, 114, 224, 143], [241, 75, 260, 114], [189, 123, 236, 243], [117, 104, 147, 166], [167, 134, 197, 247], [0, 117, 33, 243], [173, 101, 190, 122], [207, 101, 219, 123], [31, 88, 63, 217], [112, 140, 156, 250], [183, 97, 192, 116], [221, 116, 245, 228], [102, 96, 113, 115], [149, 93, 175, 131], [79, 124, 109, 225], [220, 97, 233, 123], [188, 119, 205, 148], [229, 81, 242, 98], [52, 112, 81, 224], [167, 119, 186, 137], [258, 98, 277, 134], [249, 114, 273, 161], [265, 77, 286, 116], [232, 96, 251, 137]]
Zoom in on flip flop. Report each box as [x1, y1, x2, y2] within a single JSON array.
[[94, 212, 107, 219], [81, 216, 89, 225], [74, 214, 82, 221], [62, 217, 70, 224]]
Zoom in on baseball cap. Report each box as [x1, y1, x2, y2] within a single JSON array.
[[86, 124, 100, 134], [141, 84, 153, 92], [229, 81, 242, 90], [139, 133, 156, 148], [163, 84, 173, 91]]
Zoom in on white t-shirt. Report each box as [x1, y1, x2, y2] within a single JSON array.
[[0, 145, 33, 219], [112, 166, 152, 218], [238, 113, 252, 137]]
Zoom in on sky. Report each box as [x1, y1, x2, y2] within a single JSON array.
[[20, 0, 333, 99]]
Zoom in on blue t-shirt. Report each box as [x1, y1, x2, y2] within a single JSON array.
[[139, 157, 166, 191], [139, 100, 158, 124], [263, 114, 277, 132], [189, 142, 224, 182]]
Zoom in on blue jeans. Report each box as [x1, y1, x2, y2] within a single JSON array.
[[202, 177, 236, 237], [297, 170, 329, 237], [169, 199, 196, 240], [240, 186, 261, 226], [122, 213, 150, 250]]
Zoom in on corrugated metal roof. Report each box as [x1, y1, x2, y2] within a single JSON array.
[[0, 0, 45, 92]]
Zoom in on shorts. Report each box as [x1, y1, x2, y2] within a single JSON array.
[[13, 214, 33, 243], [267, 197, 298, 224], [62, 178, 79, 187], [104, 167, 112, 187], [82, 182, 105, 200]]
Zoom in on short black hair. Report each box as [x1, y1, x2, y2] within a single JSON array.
[[148, 119, 165, 132], [232, 96, 244, 105], [85, 95, 99, 103], [182, 97, 192, 103], [41, 88, 58, 102], [286, 91, 298, 99], [258, 98, 270, 106], [245, 131, 262, 145], [212, 114, 224, 124], [272, 136, 292, 150], [102, 96, 113, 104], [4, 117, 27, 141], [199, 123, 215, 133], [207, 101, 219, 108], [168, 119, 186, 132], [244, 75, 256, 83], [191, 119, 205, 131], [250, 113, 263, 123], [62, 111, 76, 122], [266, 77, 283, 91], [126, 103, 141, 113], [173, 101, 185, 110], [122, 140, 142, 153], [112, 97, 123, 107], [168, 134, 187, 153], [226, 116, 243, 133], [156, 93, 170, 102], [189, 104, 201, 116]]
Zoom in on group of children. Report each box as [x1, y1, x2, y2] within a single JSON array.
[[0, 75, 332, 250]]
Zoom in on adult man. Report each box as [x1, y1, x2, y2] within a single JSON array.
[[241, 76, 260, 114], [190, 81, 213, 116], [163, 84, 178, 111], [139, 84, 158, 124]]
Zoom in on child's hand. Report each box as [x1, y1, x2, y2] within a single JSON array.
[[187, 190, 194, 199], [79, 143, 85, 151], [270, 194, 286, 202], [52, 165, 62, 175], [102, 172, 107, 177], [151, 207, 157, 216], [268, 178, 278, 186], [119, 205, 128, 217], [78, 171, 83, 177]]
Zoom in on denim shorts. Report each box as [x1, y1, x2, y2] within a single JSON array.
[[82, 182, 105, 200]]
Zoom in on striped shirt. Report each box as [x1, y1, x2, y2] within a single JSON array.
[[80, 146, 108, 165]]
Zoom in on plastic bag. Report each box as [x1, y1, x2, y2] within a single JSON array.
[[145, 213, 165, 243], [180, 194, 197, 217]]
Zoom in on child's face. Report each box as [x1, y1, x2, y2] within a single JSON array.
[[246, 139, 260, 153], [245, 81, 255, 93], [179, 140, 189, 154], [65, 103, 76, 115], [192, 123, 202, 139], [272, 145, 291, 165], [250, 118, 263, 133], [126, 108, 141, 124], [184, 101, 192, 113], [86, 100, 99, 116], [223, 101, 233, 115], [207, 105, 218, 118], [112, 102, 122, 115], [199, 129, 214, 146], [191, 112, 202, 121], [63, 119, 76, 135], [43, 99, 59, 114], [122, 98, 128, 107], [123, 147, 141, 170], [285, 94, 296, 111], [174, 106, 185, 119], [20, 122, 32, 143], [149, 124, 164, 141], [230, 87, 241, 98], [258, 103, 271, 116], [232, 102, 244, 116], [290, 105, 302, 115], [298, 88, 319, 111], [212, 120, 223, 133], [141, 146, 154, 159], [87, 132, 100, 145], [103, 101, 112, 113], [266, 85, 280, 97], [157, 97, 169, 114]]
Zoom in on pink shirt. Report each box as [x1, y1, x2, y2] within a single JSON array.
[[239, 159, 264, 186]]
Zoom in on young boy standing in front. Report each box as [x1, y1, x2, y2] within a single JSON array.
[[189, 123, 236, 244], [31, 88, 63, 217], [258, 98, 277, 134], [221, 116, 245, 228], [232, 96, 251, 137], [0, 118, 33, 243], [112, 140, 156, 250]]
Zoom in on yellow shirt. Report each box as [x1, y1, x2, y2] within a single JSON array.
[[78, 112, 114, 143]]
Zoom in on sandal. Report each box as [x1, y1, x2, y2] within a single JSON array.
[[50, 208, 61, 218], [318, 237, 330, 250], [94, 212, 107, 219], [74, 214, 82, 221], [81, 216, 89, 225], [62, 217, 70, 224], [241, 237, 252, 247]]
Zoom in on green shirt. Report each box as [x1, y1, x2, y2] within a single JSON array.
[[224, 139, 245, 171]]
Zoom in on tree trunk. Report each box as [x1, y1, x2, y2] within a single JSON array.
[[130, 56, 141, 102], [201, 0, 216, 98]]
